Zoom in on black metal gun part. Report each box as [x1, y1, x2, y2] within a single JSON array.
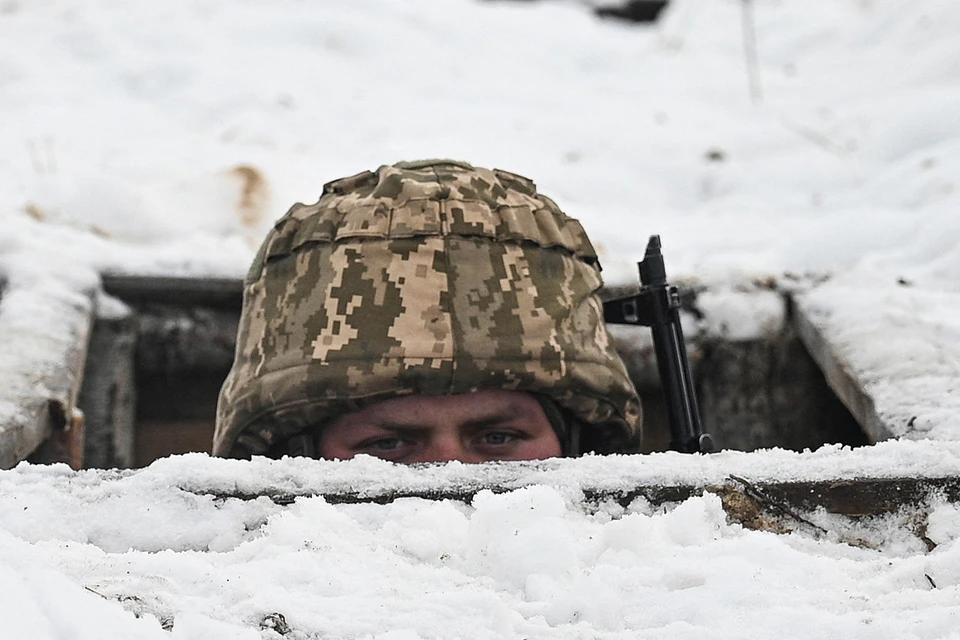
[[603, 235, 716, 454]]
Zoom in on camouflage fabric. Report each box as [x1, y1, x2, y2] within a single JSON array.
[[214, 159, 643, 458]]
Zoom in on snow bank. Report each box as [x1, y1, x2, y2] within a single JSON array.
[[2, 444, 960, 639], [1, 0, 958, 287]]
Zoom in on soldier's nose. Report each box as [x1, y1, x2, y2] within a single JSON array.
[[416, 440, 479, 464]]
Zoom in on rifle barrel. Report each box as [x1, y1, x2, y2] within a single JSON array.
[[639, 237, 713, 453]]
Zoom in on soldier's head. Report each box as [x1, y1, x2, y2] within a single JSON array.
[[214, 160, 642, 462]]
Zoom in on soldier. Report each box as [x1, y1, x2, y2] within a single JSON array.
[[213, 159, 642, 463]]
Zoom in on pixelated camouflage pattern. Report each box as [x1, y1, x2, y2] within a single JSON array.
[[214, 160, 642, 457]]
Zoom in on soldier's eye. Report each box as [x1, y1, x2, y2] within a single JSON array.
[[361, 437, 407, 451], [480, 431, 516, 446]]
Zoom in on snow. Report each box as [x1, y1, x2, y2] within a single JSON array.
[[693, 286, 785, 340], [2, 445, 960, 639], [2, 0, 960, 637], [7, 440, 960, 513]]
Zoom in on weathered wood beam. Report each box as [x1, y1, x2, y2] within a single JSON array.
[[201, 474, 958, 549], [101, 274, 243, 309], [0, 282, 95, 469], [133, 305, 239, 374], [77, 297, 138, 468], [793, 302, 888, 443], [792, 283, 960, 444], [205, 475, 960, 514]]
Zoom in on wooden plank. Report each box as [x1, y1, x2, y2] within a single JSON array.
[[0, 283, 95, 469], [77, 300, 138, 468], [101, 274, 244, 309], [133, 305, 239, 374], [30, 408, 86, 469], [195, 473, 959, 549], [793, 282, 960, 443], [793, 304, 887, 442], [203, 475, 960, 515]]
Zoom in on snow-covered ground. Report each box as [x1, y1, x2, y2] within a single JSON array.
[[2, 0, 960, 637], [3, 445, 960, 640]]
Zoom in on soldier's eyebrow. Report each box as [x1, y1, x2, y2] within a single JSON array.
[[370, 411, 519, 432], [364, 422, 430, 435], [462, 412, 520, 430]]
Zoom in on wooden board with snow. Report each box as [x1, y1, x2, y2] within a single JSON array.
[[795, 279, 960, 444]]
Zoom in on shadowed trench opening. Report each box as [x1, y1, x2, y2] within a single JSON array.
[[75, 276, 868, 469]]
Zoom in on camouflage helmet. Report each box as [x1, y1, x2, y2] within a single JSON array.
[[214, 159, 642, 458]]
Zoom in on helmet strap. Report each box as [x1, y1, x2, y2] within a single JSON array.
[[287, 433, 317, 458], [535, 394, 580, 457]]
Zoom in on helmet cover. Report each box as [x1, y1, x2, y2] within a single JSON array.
[[214, 159, 642, 457]]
